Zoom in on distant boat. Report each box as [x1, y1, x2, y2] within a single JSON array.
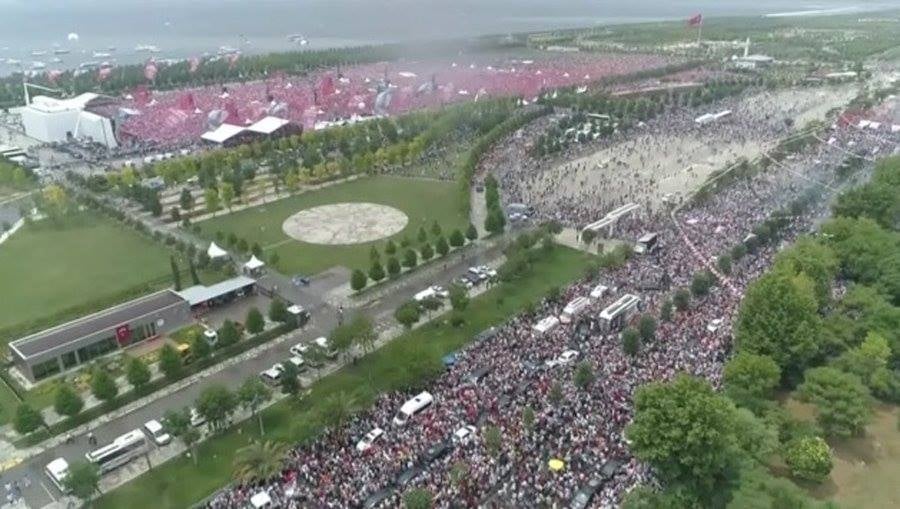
[[31, 50, 47, 56], [53, 48, 71, 55], [135, 44, 161, 53], [51, 57, 62, 63], [93, 51, 112, 58], [78, 61, 100, 69], [287, 34, 309, 46], [218, 46, 239, 55], [31, 61, 47, 69], [5, 59, 21, 66]]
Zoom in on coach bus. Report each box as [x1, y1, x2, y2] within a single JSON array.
[[599, 294, 641, 332], [85, 429, 148, 474], [560, 296, 592, 324]]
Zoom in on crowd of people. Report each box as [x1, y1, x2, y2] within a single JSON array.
[[491, 84, 857, 225], [203, 86, 898, 508], [113, 54, 673, 147]]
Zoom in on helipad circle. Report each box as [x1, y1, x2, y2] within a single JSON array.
[[282, 202, 408, 245]]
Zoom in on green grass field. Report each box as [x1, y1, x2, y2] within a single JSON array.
[[0, 211, 174, 342], [94, 245, 595, 509], [197, 176, 468, 275]]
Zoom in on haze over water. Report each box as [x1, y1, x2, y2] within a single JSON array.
[[0, 0, 896, 74]]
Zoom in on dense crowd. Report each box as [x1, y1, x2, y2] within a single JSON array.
[[113, 54, 673, 147], [203, 92, 898, 508], [490, 85, 857, 224]]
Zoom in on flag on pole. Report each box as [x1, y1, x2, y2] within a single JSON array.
[[47, 70, 64, 84], [188, 57, 201, 74], [144, 60, 158, 81], [687, 13, 703, 26], [97, 66, 112, 82]]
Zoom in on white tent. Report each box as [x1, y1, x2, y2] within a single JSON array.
[[207, 242, 228, 259], [250, 491, 272, 508], [244, 255, 265, 270]]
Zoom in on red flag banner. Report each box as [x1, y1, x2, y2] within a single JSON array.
[[97, 66, 112, 82], [687, 13, 703, 26], [144, 60, 158, 81]]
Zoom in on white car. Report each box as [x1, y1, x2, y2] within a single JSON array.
[[468, 267, 489, 281], [452, 425, 477, 444], [430, 285, 450, 299], [706, 318, 724, 333], [143, 419, 171, 446], [475, 265, 497, 278], [260, 364, 285, 384], [546, 350, 580, 367], [286, 356, 306, 371], [289, 342, 309, 357], [189, 407, 206, 427], [355, 427, 385, 452], [45, 458, 70, 491]]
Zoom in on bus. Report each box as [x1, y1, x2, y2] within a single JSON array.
[[560, 296, 592, 324], [599, 294, 641, 331], [634, 233, 659, 255], [85, 429, 148, 474]]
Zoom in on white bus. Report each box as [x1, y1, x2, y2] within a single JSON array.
[[393, 391, 434, 425], [45, 458, 69, 492], [85, 429, 148, 474], [634, 233, 659, 255], [533, 316, 560, 335], [599, 294, 641, 331], [560, 296, 591, 324]]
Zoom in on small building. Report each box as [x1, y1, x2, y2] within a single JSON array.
[[242, 255, 266, 277], [175, 275, 257, 313], [245, 116, 301, 139], [21, 93, 119, 148], [200, 123, 254, 147], [9, 290, 191, 382]]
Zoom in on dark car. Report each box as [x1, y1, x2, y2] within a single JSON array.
[[363, 488, 395, 509], [600, 459, 624, 481], [395, 466, 423, 488], [464, 366, 491, 386], [423, 440, 453, 463], [570, 478, 603, 509], [292, 275, 311, 286]]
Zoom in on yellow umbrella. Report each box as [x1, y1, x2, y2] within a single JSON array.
[[548, 458, 565, 471]]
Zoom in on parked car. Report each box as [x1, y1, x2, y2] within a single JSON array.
[[292, 275, 311, 286], [260, 364, 285, 385], [189, 407, 206, 427], [355, 427, 384, 452], [452, 425, 477, 444], [546, 350, 580, 368], [143, 419, 171, 446]]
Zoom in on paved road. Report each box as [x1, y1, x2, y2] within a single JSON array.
[[3, 236, 505, 508]]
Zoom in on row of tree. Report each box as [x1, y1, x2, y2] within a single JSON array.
[[350, 221, 478, 292]]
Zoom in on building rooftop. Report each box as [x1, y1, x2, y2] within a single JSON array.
[[10, 290, 186, 359], [175, 275, 256, 306]]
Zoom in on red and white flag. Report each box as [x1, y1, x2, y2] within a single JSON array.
[[47, 69, 64, 84], [687, 13, 703, 26], [97, 66, 112, 82], [144, 60, 158, 81], [188, 57, 201, 74]]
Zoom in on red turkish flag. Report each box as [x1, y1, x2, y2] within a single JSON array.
[[687, 13, 703, 26]]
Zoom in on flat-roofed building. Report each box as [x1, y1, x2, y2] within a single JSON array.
[[9, 290, 191, 382]]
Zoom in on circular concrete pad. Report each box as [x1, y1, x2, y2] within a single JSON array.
[[282, 203, 408, 245]]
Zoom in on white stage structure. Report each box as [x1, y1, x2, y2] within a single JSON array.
[[21, 92, 118, 148]]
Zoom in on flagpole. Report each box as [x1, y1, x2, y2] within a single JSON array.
[[697, 24, 702, 47]]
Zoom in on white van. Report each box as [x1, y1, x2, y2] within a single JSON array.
[[45, 458, 69, 491], [560, 296, 591, 324], [393, 391, 434, 425]]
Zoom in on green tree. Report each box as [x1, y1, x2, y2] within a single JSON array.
[[723, 352, 781, 411], [717, 254, 732, 275], [772, 236, 839, 307], [268, 299, 289, 323], [784, 436, 833, 483], [217, 320, 241, 347], [192, 332, 212, 360], [236, 238, 249, 254], [196, 384, 237, 432], [62, 461, 101, 504], [350, 269, 367, 291], [179, 188, 194, 212], [204, 187, 220, 213], [402, 248, 418, 268], [163, 408, 201, 464], [385, 239, 397, 255], [798, 366, 871, 438], [449, 283, 469, 312], [638, 314, 657, 342], [435, 235, 449, 256], [386, 256, 401, 277], [238, 377, 272, 435], [245, 307, 265, 335], [430, 220, 442, 237], [548, 382, 563, 406], [404, 488, 434, 509], [395, 301, 421, 329], [449, 229, 465, 248], [13, 403, 44, 435], [627, 374, 740, 500], [660, 299, 673, 322], [574, 361, 595, 389], [232, 440, 288, 484], [691, 270, 714, 297], [735, 272, 821, 380], [733, 408, 778, 464], [188, 256, 201, 285], [158, 344, 183, 380], [219, 181, 235, 210], [368, 260, 386, 282], [483, 424, 502, 457], [834, 331, 891, 389], [369, 245, 381, 263], [125, 357, 152, 393], [170, 255, 182, 291], [54, 385, 84, 418], [417, 226, 428, 243], [269, 252, 280, 269], [484, 207, 506, 235], [322, 391, 357, 433], [465, 223, 478, 241], [420, 242, 434, 261], [279, 360, 301, 397], [673, 288, 690, 312], [726, 467, 823, 509], [622, 327, 640, 356]]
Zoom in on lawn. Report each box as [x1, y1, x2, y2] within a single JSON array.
[[94, 245, 595, 509], [0, 211, 175, 341], [197, 176, 468, 276], [783, 398, 900, 509]]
